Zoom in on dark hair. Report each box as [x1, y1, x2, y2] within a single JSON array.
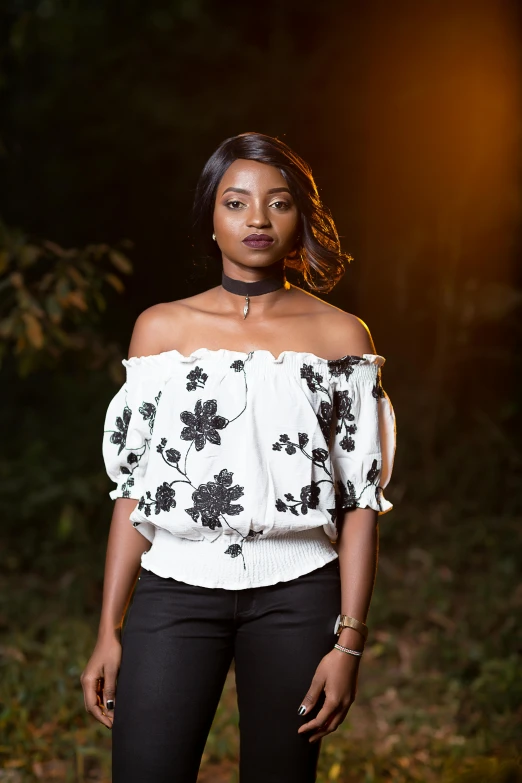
[[192, 132, 352, 293]]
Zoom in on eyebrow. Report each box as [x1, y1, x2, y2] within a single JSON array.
[[221, 186, 292, 196]]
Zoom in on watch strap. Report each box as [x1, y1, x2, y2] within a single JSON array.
[[336, 614, 368, 640]]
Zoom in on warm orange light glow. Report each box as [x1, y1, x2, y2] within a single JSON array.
[[327, 0, 521, 316]]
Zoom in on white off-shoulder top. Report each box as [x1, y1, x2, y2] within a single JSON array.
[[102, 348, 396, 589]]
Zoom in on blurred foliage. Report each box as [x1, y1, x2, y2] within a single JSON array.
[[0, 219, 133, 376]]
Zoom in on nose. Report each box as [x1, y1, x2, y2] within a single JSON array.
[[247, 201, 271, 228]]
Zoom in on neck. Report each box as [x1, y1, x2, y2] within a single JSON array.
[[220, 265, 290, 319], [222, 258, 286, 285], [221, 265, 287, 297]]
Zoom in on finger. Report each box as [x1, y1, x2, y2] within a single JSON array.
[[102, 669, 118, 715], [88, 702, 113, 729], [98, 678, 115, 726], [85, 687, 113, 729], [297, 674, 325, 717], [83, 675, 113, 729], [308, 709, 347, 742], [80, 674, 99, 713], [298, 698, 339, 734]]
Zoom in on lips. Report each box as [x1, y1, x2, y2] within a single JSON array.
[[242, 234, 274, 249]]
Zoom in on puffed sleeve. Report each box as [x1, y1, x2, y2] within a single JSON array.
[[329, 354, 396, 517], [102, 359, 166, 502]]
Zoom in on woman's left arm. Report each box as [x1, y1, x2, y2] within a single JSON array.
[[297, 506, 378, 742]]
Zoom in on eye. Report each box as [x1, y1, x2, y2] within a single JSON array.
[[270, 200, 291, 210], [225, 200, 246, 209]]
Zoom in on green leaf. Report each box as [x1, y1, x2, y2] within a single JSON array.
[[19, 245, 41, 268], [45, 296, 62, 323], [109, 250, 133, 275], [22, 312, 44, 348], [104, 273, 125, 293]]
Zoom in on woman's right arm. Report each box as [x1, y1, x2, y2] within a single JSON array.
[[80, 304, 171, 728], [80, 499, 150, 728]]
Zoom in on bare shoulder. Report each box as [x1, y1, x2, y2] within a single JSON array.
[[326, 308, 376, 356], [127, 300, 190, 359], [292, 287, 376, 356]]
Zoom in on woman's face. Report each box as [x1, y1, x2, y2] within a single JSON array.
[[212, 159, 300, 270]]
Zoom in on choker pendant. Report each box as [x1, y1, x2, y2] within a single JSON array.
[[221, 270, 287, 320]]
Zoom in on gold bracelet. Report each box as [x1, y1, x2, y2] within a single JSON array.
[[334, 614, 368, 640]]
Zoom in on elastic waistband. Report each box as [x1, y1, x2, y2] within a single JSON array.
[[141, 526, 338, 590]]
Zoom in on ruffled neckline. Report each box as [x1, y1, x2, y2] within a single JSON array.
[[122, 347, 385, 368]]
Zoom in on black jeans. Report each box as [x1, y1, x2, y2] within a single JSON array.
[[112, 558, 341, 783]]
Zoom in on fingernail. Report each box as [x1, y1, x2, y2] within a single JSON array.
[[298, 705, 306, 716], [106, 700, 115, 710]]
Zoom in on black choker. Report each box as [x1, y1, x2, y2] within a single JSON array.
[[221, 270, 287, 319]]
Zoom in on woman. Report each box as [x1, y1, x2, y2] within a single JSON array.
[[81, 131, 396, 783]]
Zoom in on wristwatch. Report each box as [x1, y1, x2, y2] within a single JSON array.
[[333, 614, 368, 640]]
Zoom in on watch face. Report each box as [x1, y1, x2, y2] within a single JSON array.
[[333, 614, 341, 635]]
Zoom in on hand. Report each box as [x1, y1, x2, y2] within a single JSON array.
[[297, 647, 360, 742], [80, 633, 122, 729]]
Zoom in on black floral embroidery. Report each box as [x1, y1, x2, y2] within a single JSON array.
[[275, 481, 321, 515], [138, 356, 258, 568], [372, 368, 385, 399], [224, 544, 242, 558], [272, 433, 330, 472], [326, 458, 384, 523], [298, 365, 335, 445], [375, 485, 383, 512], [272, 428, 332, 517], [105, 388, 165, 501], [273, 365, 335, 518], [166, 447, 181, 464], [274, 357, 386, 530], [138, 482, 177, 516], [186, 366, 208, 391], [106, 390, 163, 452], [366, 458, 379, 484], [333, 389, 357, 453], [224, 528, 263, 565], [121, 479, 134, 498], [185, 468, 244, 530], [337, 478, 358, 511], [135, 436, 191, 516], [316, 400, 333, 443], [109, 405, 131, 455], [180, 399, 229, 451], [156, 437, 182, 467], [300, 363, 329, 394], [114, 439, 149, 498], [139, 391, 162, 434], [327, 355, 364, 381], [119, 453, 139, 498]]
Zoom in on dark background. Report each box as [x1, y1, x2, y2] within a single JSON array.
[[1, 1, 521, 781]]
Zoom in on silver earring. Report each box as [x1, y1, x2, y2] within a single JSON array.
[[212, 233, 216, 241]]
